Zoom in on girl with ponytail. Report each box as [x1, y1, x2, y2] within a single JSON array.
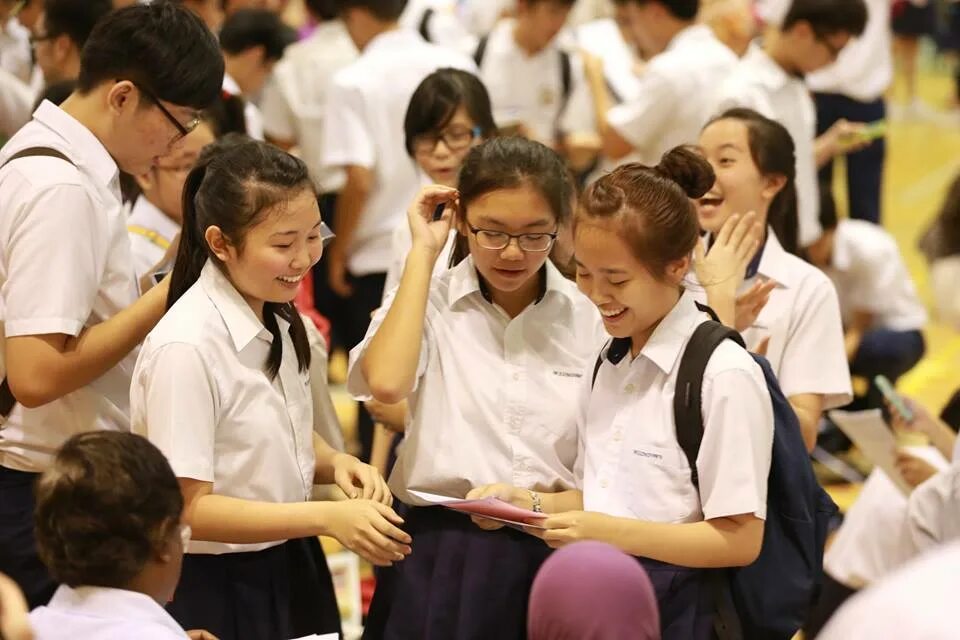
[[518, 147, 775, 639], [131, 139, 411, 640], [692, 107, 851, 451]]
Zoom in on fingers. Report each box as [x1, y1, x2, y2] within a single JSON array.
[[333, 468, 359, 500], [727, 211, 756, 251], [366, 520, 413, 556], [716, 212, 739, 245], [371, 501, 408, 531], [470, 515, 506, 531], [359, 467, 377, 501], [754, 336, 771, 357]]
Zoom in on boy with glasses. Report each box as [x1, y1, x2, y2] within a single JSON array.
[[30, 0, 113, 87], [0, 0, 223, 608]]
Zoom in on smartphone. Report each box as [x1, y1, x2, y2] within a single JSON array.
[[875, 375, 914, 422], [860, 120, 887, 142], [152, 270, 170, 285], [432, 202, 446, 222]]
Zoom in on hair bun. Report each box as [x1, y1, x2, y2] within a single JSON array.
[[655, 146, 714, 199]]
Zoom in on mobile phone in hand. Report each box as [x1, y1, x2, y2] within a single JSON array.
[[875, 375, 914, 422]]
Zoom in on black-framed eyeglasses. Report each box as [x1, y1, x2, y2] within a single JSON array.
[[466, 223, 557, 252], [130, 80, 201, 141], [814, 32, 843, 61], [412, 125, 482, 154], [28, 32, 54, 46]]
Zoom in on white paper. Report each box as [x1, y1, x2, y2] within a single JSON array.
[[289, 634, 339, 640], [829, 409, 949, 496], [408, 490, 547, 529]]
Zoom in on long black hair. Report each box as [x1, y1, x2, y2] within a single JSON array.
[[170, 138, 314, 378]]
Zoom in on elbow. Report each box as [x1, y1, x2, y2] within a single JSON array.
[[800, 420, 818, 453], [7, 374, 59, 409], [730, 522, 765, 567], [366, 379, 411, 406]]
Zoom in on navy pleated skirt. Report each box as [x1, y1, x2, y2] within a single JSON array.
[[638, 557, 715, 640], [362, 506, 552, 640], [168, 537, 341, 640]]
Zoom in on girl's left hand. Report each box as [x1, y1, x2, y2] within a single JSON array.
[[530, 511, 612, 549], [465, 483, 533, 531], [187, 631, 220, 640], [332, 453, 393, 505], [694, 211, 762, 298]]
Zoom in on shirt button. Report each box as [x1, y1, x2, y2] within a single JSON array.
[[600, 479, 609, 488], [513, 373, 521, 381], [613, 431, 622, 442], [624, 384, 635, 394]]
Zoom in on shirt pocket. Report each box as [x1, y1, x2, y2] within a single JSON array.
[[619, 443, 699, 524]]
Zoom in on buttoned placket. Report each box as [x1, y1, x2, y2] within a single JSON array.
[[271, 331, 315, 501]]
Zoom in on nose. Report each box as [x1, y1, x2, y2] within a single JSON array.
[[291, 243, 313, 271], [499, 237, 525, 261]]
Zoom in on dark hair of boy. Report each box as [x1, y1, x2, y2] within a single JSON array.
[[34, 432, 184, 589], [32, 78, 77, 111], [219, 8, 299, 61], [611, 0, 700, 21], [782, 0, 868, 38], [305, 0, 339, 21], [331, 0, 408, 22], [77, 0, 224, 110], [42, 0, 114, 51]]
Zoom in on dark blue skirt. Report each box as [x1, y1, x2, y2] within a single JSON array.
[[168, 537, 341, 640], [363, 506, 552, 640], [638, 557, 716, 640]]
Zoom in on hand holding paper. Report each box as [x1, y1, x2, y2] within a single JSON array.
[[408, 490, 546, 530]]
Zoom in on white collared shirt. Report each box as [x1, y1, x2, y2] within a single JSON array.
[[476, 19, 597, 146], [691, 229, 852, 409], [223, 72, 264, 141], [347, 256, 608, 505], [383, 224, 454, 301], [827, 219, 927, 332], [574, 18, 642, 103], [0, 66, 32, 138], [582, 292, 773, 523], [713, 43, 821, 247], [607, 24, 738, 166], [905, 463, 960, 559], [0, 18, 32, 84], [818, 541, 960, 640], [0, 101, 139, 473], [132, 261, 316, 554], [126, 197, 180, 279], [259, 20, 358, 194], [400, 0, 478, 55], [320, 29, 475, 276], [30, 585, 188, 639]]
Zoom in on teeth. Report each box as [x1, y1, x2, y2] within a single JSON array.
[[600, 308, 625, 317], [277, 275, 303, 284]]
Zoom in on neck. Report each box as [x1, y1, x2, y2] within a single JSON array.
[[240, 292, 266, 323], [764, 29, 797, 75], [122, 574, 169, 607], [651, 18, 692, 56], [355, 21, 398, 51], [512, 20, 546, 55], [628, 290, 681, 359], [488, 273, 540, 319], [59, 91, 117, 160]]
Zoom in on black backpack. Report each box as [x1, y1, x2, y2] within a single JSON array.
[[592, 305, 837, 639]]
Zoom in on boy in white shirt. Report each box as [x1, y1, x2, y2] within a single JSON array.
[[30, 0, 113, 87], [320, 0, 474, 461], [0, 1, 224, 608], [400, 0, 478, 54], [712, 0, 869, 247]]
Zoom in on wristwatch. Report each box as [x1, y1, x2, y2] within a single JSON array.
[[529, 490, 543, 513]]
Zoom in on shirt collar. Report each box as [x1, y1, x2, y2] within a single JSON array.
[[200, 260, 280, 352], [129, 197, 181, 244], [446, 256, 575, 309], [755, 228, 799, 287], [32, 100, 120, 193], [743, 41, 792, 91], [606, 290, 703, 374], [364, 28, 422, 55], [45, 585, 187, 636], [665, 24, 714, 54]]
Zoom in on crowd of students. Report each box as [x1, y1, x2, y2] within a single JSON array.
[[0, 0, 957, 639]]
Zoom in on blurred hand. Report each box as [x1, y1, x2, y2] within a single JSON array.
[[894, 450, 938, 488], [322, 500, 412, 567], [331, 453, 392, 505], [735, 279, 777, 333], [465, 483, 533, 531]]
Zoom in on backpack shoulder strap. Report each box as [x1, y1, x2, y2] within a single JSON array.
[[590, 340, 610, 389], [474, 34, 489, 68], [418, 7, 435, 42], [673, 306, 745, 488], [558, 49, 572, 105], [1, 146, 74, 170]]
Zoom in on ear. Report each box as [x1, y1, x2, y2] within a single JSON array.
[[789, 19, 815, 42], [204, 225, 234, 263], [106, 80, 138, 117], [761, 173, 788, 201], [666, 254, 691, 285]]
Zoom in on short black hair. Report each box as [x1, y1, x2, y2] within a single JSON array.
[[612, 0, 699, 21], [34, 432, 184, 589], [305, 0, 339, 20], [43, 0, 114, 50], [77, 1, 224, 110], [783, 0, 867, 38], [331, 0, 408, 21], [219, 9, 298, 61], [33, 78, 77, 110], [404, 68, 497, 156]]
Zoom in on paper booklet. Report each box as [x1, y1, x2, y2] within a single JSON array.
[[408, 490, 548, 529]]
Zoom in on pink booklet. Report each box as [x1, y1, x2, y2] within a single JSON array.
[[408, 490, 548, 529]]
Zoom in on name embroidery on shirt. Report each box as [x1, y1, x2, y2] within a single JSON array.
[[552, 370, 583, 378], [633, 449, 663, 461]]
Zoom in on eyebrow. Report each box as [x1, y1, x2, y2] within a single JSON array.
[[270, 221, 322, 237], [477, 216, 554, 230], [574, 260, 629, 275], [718, 143, 745, 153]]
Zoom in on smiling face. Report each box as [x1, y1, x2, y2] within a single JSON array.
[[136, 120, 216, 224], [575, 221, 688, 348], [207, 187, 324, 315]]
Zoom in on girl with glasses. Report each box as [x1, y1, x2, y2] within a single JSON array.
[[348, 136, 607, 640]]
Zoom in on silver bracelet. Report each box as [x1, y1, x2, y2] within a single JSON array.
[[529, 490, 543, 513]]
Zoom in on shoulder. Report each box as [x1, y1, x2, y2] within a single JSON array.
[[144, 284, 219, 350], [703, 335, 765, 382]]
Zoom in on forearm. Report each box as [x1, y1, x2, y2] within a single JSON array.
[[704, 286, 736, 329], [332, 172, 370, 258], [814, 134, 836, 168], [361, 249, 434, 403], [541, 489, 583, 514], [791, 402, 821, 452], [312, 432, 341, 485], [185, 493, 332, 544], [600, 515, 763, 568]]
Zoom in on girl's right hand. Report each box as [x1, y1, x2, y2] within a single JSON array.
[[407, 185, 459, 260], [887, 395, 937, 438], [322, 500, 412, 567]]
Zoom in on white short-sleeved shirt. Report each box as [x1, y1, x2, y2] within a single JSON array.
[[826, 219, 927, 332], [319, 29, 475, 276], [383, 224, 455, 301], [582, 292, 773, 523], [691, 230, 853, 408], [0, 18, 32, 84], [223, 73, 264, 141], [131, 261, 316, 554], [29, 586, 189, 640], [905, 463, 960, 559], [126, 197, 178, 280], [713, 43, 821, 247], [259, 20, 357, 194], [400, 0, 479, 55], [607, 25, 737, 166], [818, 541, 960, 640], [476, 19, 597, 146], [458, 0, 513, 36], [0, 101, 139, 473], [0, 66, 31, 138], [574, 18, 641, 104], [347, 256, 608, 505]]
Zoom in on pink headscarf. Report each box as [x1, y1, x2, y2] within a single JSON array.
[[528, 542, 660, 640]]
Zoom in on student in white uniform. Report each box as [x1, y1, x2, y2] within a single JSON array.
[[0, 0, 35, 84], [320, 0, 474, 462], [601, 0, 738, 166], [0, 2, 224, 609], [127, 120, 217, 279], [0, 65, 31, 139], [692, 108, 851, 450], [29, 0, 113, 88], [514, 148, 773, 639], [132, 139, 411, 640], [806, 198, 927, 411], [219, 8, 298, 141], [474, 0, 599, 165], [29, 432, 207, 640], [712, 0, 869, 247], [400, 0, 478, 54], [349, 137, 607, 639]]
